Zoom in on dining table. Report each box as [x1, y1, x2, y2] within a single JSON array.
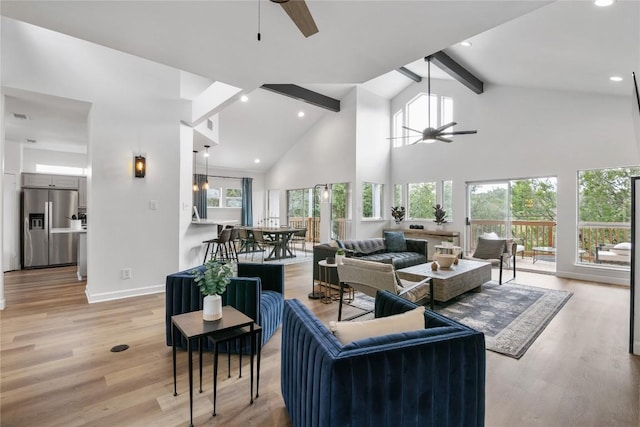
[[248, 227, 305, 261]]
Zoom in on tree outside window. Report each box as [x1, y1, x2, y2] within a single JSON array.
[[362, 182, 383, 219], [225, 188, 242, 208], [408, 182, 436, 219], [207, 188, 221, 207]]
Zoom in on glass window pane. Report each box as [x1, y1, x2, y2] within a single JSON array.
[[441, 96, 453, 129], [362, 182, 383, 219], [393, 110, 404, 147], [408, 182, 436, 219], [442, 180, 453, 220], [407, 94, 429, 132], [207, 188, 221, 208]]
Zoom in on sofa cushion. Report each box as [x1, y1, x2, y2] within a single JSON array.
[[362, 251, 426, 269], [384, 231, 407, 252], [612, 242, 632, 255], [329, 305, 425, 345], [340, 238, 387, 256]]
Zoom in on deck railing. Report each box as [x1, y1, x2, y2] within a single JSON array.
[[470, 219, 556, 256], [470, 219, 631, 262], [288, 217, 350, 243]]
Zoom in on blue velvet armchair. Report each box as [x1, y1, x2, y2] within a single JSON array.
[[281, 291, 486, 427], [165, 262, 284, 351]]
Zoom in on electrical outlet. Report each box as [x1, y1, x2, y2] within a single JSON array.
[[121, 268, 132, 279]]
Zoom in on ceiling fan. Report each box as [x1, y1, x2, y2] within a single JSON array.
[[391, 56, 477, 144], [270, 0, 319, 38]]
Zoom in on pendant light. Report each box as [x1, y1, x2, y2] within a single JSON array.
[[203, 145, 210, 190], [192, 150, 199, 191]]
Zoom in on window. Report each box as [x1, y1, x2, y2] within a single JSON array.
[[206, 187, 242, 208], [392, 110, 404, 148], [442, 180, 453, 220], [287, 188, 317, 219], [225, 188, 242, 208], [36, 164, 87, 175], [394, 184, 402, 207], [392, 93, 453, 146], [207, 188, 221, 208], [407, 182, 436, 219], [330, 183, 351, 240], [578, 167, 639, 268], [362, 182, 383, 219]]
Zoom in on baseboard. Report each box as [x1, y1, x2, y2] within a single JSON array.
[[0, 298, 5, 310], [555, 270, 630, 287], [85, 284, 165, 303]]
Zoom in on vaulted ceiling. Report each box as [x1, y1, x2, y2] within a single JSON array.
[[3, 1, 638, 171]]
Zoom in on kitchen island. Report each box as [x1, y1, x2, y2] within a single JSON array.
[[51, 227, 87, 280]]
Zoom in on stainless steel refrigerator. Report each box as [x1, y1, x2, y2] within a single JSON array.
[[22, 189, 78, 268]]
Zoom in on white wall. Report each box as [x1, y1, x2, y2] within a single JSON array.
[[354, 87, 391, 239], [2, 18, 186, 302], [21, 148, 87, 173], [266, 88, 358, 230], [391, 79, 639, 285]]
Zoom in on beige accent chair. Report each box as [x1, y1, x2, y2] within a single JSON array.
[[336, 257, 433, 321], [464, 236, 517, 284]]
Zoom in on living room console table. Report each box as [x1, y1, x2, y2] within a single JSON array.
[[398, 259, 491, 302], [171, 307, 259, 426]]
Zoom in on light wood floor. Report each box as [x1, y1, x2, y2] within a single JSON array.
[[1, 264, 639, 426]]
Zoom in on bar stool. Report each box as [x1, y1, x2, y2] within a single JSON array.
[[202, 228, 232, 264]]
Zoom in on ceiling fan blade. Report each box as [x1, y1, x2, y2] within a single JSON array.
[[386, 136, 412, 140], [279, 0, 319, 38], [402, 126, 422, 134], [436, 136, 453, 143], [436, 121, 457, 132], [409, 138, 423, 145], [440, 130, 478, 136]]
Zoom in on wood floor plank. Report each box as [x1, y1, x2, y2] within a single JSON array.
[[1, 264, 638, 426]]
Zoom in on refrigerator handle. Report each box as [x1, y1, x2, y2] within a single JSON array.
[[45, 201, 50, 233]]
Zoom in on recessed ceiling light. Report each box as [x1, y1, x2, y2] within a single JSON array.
[[12, 113, 30, 120], [460, 41, 472, 47], [240, 95, 249, 102], [610, 76, 623, 82], [298, 111, 305, 118], [254, 158, 260, 164], [595, 0, 614, 6]]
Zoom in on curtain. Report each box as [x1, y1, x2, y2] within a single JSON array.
[[193, 174, 208, 219], [241, 177, 253, 226]]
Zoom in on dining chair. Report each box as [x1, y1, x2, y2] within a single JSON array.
[[290, 228, 308, 256], [250, 229, 275, 262]]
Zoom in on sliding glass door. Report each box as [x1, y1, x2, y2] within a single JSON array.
[[467, 177, 557, 271]]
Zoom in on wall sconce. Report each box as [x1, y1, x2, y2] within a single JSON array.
[[134, 155, 146, 178]]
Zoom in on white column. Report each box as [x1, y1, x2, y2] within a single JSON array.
[[319, 199, 331, 243]]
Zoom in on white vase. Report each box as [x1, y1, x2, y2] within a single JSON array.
[[335, 254, 345, 265], [203, 294, 223, 321]]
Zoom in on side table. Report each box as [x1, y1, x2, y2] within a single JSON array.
[[317, 260, 339, 303], [171, 307, 258, 427]]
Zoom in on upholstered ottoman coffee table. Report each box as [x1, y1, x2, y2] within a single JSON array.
[[398, 259, 491, 302]]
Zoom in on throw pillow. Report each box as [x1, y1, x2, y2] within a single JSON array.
[[384, 231, 407, 252], [472, 237, 505, 260], [481, 232, 499, 240], [329, 306, 425, 345], [612, 242, 631, 255], [329, 240, 339, 248]]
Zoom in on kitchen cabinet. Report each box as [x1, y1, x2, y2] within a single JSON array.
[[78, 177, 87, 208], [22, 173, 79, 189]]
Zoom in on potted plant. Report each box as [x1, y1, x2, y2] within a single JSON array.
[[191, 260, 234, 321], [335, 248, 346, 265], [391, 206, 406, 225]]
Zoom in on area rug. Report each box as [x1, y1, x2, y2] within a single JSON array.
[[349, 281, 572, 359]]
